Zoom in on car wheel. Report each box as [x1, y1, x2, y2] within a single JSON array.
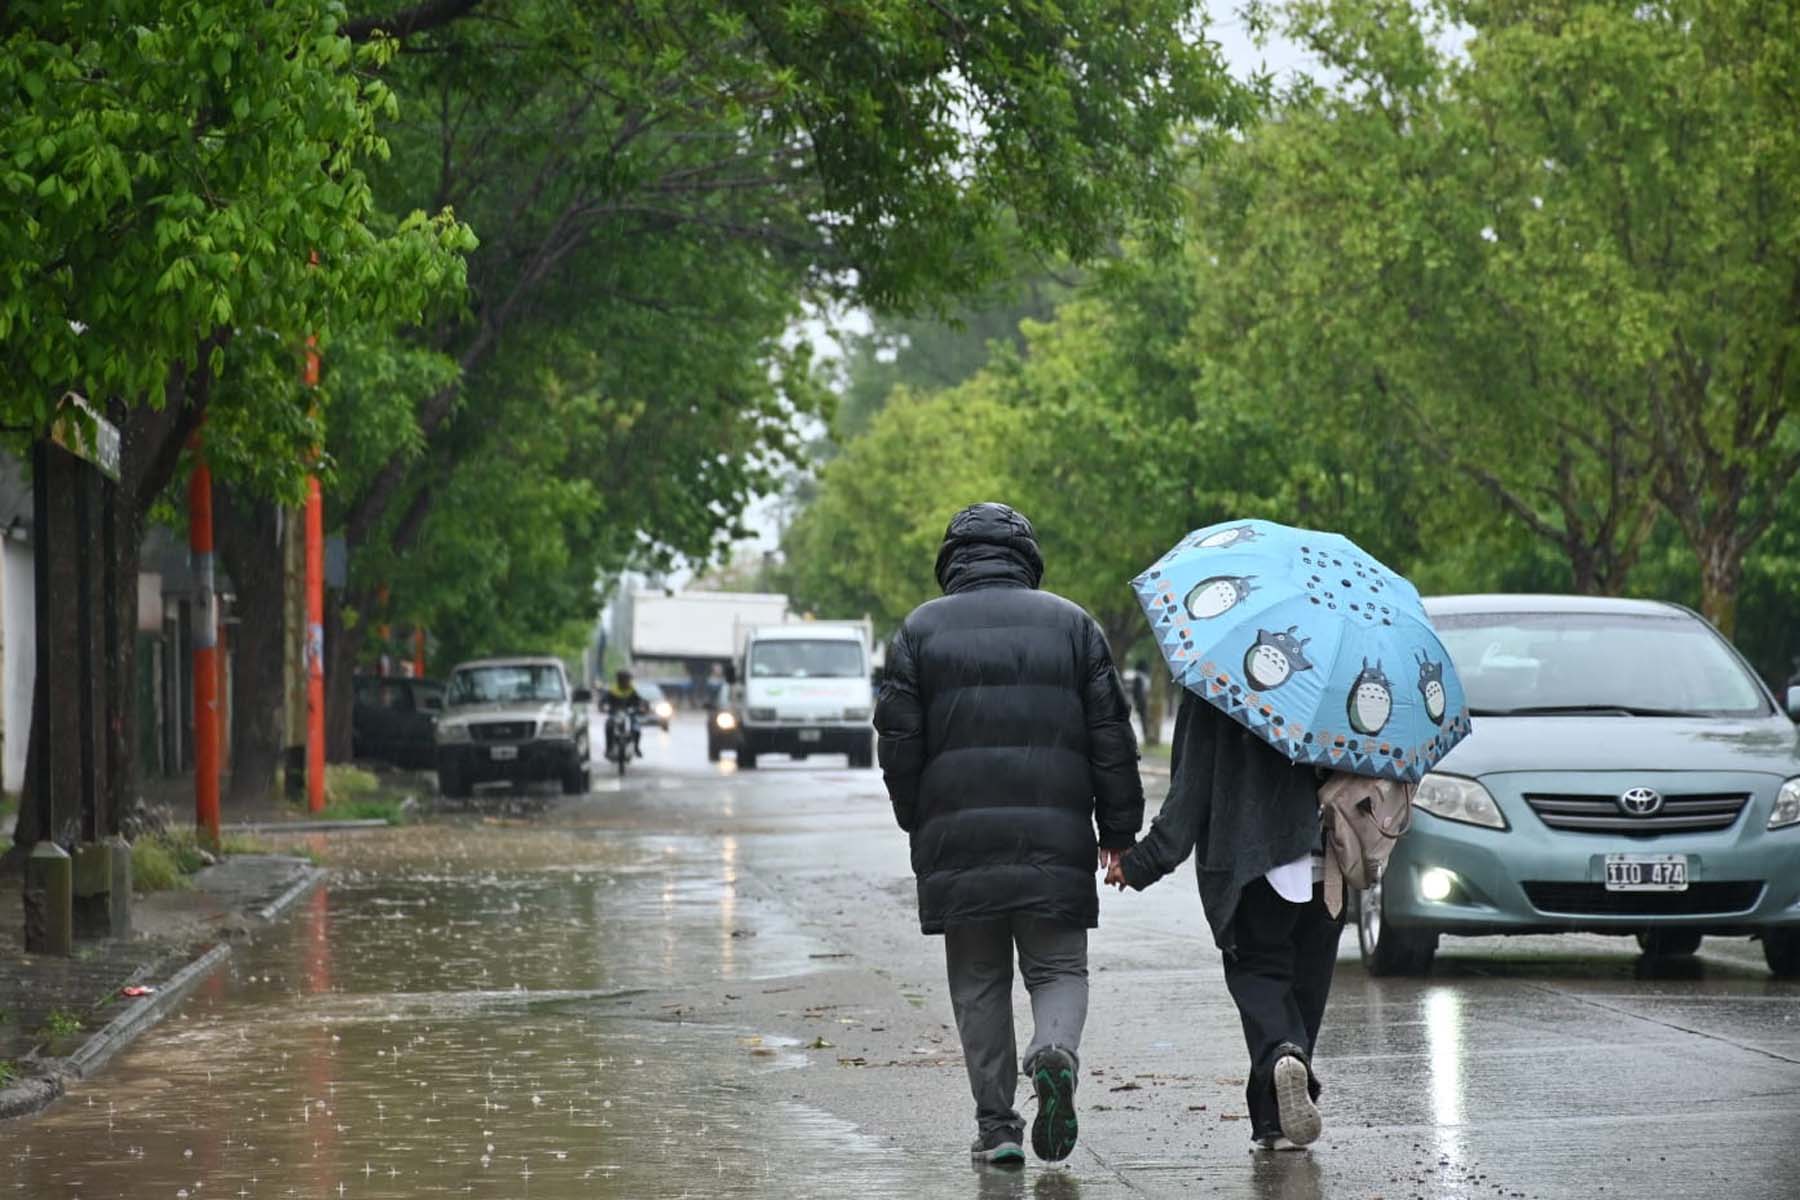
[[1357, 878, 1437, 977], [1763, 928, 1800, 979], [738, 750, 758, 770], [707, 738, 721, 763], [848, 746, 873, 769], [1637, 929, 1703, 958]]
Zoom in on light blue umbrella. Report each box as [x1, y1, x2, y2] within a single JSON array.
[[1132, 519, 1471, 782]]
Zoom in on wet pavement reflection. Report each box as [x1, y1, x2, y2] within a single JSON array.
[[11, 716, 1800, 1198]]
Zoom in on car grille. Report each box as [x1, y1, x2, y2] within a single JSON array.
[[1521, 881, 1764, 916], [1523, 792, 1749, 835], [469, 721, 534, 742]]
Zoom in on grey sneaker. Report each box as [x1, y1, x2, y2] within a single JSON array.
[[1273, 1054, 1322, 1147], [970, 1127, 1025, 1166], [1027, 1046, 1080, 1161]]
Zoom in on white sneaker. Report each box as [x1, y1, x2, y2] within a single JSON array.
[[1273, 1055, 1322, 1147], [1252, 1134, 1308, 1152]]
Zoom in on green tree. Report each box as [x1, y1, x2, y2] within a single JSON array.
[[2, 0, 469, 829], [315, 0, 1255, 750]]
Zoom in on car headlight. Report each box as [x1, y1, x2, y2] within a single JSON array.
[[654, 701, 674, 719], [436, 721, 470, 744], [1413, 773, 1508, 830], [747, 707, 776, 722], [539, 717, 572, 738], [844, 707, 872, 722], [1771, 779, 1800, 830], [715, 711, 738, 731]]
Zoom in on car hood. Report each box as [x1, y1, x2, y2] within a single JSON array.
[[441, 700, 569, 722], [1439, 715, 1800, 779]]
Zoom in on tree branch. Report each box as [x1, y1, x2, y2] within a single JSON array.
[[341, 0, 483, 43]]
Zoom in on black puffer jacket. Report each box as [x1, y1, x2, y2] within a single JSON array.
[[875, 503, 1145, 934]]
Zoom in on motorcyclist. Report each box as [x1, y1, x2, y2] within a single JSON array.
[[602, 669, 648, 758]]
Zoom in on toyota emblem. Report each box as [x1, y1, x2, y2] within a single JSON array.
[[1617, 787, 1664, 817]]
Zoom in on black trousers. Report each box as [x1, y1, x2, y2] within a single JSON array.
[[1222, 877, 1344, 1139]]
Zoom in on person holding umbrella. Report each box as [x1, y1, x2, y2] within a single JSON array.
[[1106, 520, 1469, 1151]]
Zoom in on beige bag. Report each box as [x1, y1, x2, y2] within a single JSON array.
[[1317, 772, 1415, 917]]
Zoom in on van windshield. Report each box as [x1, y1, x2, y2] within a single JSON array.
[[749, 640, 864, 679]]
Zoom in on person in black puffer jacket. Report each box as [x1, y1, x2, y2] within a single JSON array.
[[876, 502, 1143, 1167]]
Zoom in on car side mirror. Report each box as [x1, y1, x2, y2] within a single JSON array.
[[722, 663, 738, 686], [572, 688, 592, 705], [1787, 685, 1800, 722]]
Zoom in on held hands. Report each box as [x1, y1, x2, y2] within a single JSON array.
[[1098, 847, 1129, 892]]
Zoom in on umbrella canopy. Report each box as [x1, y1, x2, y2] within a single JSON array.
[[1133, 520, 1471, 782]]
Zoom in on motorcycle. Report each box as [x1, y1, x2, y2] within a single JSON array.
[[605, 707, 638, 777]]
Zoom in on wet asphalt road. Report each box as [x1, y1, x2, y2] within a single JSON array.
[[11, 714, 1800, 1198]]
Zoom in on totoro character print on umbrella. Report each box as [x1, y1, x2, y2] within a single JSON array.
[[1415, 652, 1447, 726], [1194, 525, 1263, 551], [1244, 627, 1315, 691], [1347, 660, 1394, 737], [1186, 575, 1258, 620], [1133, 519, 1471, 782]]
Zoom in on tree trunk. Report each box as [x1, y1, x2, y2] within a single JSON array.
[[214, 485, 285, 811], [1698, 551, 1742, 639], [15, 388, 203, 858]]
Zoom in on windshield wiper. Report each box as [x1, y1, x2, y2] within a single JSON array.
[[1470, 704, 1712, 718]]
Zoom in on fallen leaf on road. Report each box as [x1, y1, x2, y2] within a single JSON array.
[[808, 1037, 834, 1049], [121, 985, 156, 998], [1108, 1082, 1143, 1092]]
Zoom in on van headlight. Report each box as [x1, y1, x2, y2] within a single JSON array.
[[1413, 773, 1508, 830], [715, 711, 737, 731], [436, 721, 470, 744], [654, 701, 674, 720], [1771, 779, 1800, 830], [539, 717, 572, 739]]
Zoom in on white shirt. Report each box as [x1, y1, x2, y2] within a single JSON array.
[[1265, 852, 1326, 904]]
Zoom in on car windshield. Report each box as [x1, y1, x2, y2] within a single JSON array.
[[749, 639, 864, 679], [1434, 611, 1770, 718], [447, 664, 566, 705]]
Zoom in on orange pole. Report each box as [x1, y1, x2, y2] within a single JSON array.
[[305, 334, 326, 813], [189, 431, 221, 846], [413, 627, 426, 678]]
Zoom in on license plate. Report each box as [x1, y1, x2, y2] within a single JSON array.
[[489, 745, 519, 761], [798, 729, 822, 743], [1605, 854, 1688, 892]]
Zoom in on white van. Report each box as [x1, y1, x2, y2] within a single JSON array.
[[726, 624, 874, 769]]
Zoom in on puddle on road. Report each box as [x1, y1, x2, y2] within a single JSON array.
[[10, 826, 952, 1199]]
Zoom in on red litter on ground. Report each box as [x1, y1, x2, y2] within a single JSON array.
[[121, 986, 156, 998]]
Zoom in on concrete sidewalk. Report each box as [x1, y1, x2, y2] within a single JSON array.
[[0, 853, 324, 1118]]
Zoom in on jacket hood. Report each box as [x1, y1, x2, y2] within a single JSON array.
[[935, 503, 1045, 594]]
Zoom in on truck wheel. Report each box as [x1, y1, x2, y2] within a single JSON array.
[[1637, 930, 1702, 958], [1355, 881, 1437, 977], [437, 763, 468, 799], [1764, 929, 1800, 979]]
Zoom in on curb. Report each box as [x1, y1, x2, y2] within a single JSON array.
[[227, 819, 391, 834], [0, 863, 329, 1121]]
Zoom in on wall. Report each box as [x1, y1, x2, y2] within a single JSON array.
[[2, 537, 35, 794]]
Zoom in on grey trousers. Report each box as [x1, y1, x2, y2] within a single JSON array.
[[943, 915, 1089, 1136]]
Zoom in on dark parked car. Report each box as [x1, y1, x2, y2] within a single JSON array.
[[352, 676, 445, 768]]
